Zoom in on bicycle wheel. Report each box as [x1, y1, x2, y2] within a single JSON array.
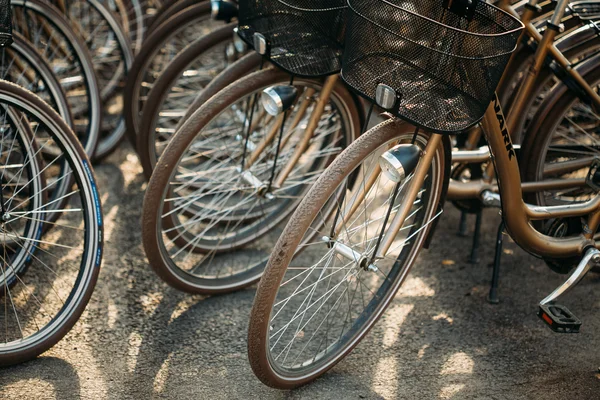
[[247, 119, 448, 388], [12, 0, 101, 158], [60, 0, 134, 160], [137, 22, 244, 179], [146, 0, 197, 35], [142, 68, 361, 294], [0, 80, 103, 366], [2, 33, 72, 128], [522, 63, 600, 207], [520, 59, 600, 273], [123, 2, 216, 146]]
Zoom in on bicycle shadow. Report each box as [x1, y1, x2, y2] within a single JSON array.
[[0, 357, 81, 398], [86, 146, 600, 399], [5, 144, 598, 399]]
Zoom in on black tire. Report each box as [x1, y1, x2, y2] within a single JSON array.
[[0, 80, 103, 366]]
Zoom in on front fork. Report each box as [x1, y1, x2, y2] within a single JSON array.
[[330, 132, 443, 262]]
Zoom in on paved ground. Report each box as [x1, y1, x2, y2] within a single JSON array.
[[0, 144, 599, 399]]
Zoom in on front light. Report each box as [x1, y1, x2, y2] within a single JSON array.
[[261, 86, 298, 116]]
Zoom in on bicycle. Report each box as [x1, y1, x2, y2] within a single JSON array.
[[247, 0, 600, 388], [141, 0, 365, 294]]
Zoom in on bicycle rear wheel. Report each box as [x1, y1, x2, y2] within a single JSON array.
[[248, 119, 447, 388]]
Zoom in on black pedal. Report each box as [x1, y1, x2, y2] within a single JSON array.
[[538, 304, 582, 333], [585, 157, 600, 192]]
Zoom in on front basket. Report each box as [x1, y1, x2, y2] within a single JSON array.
[[341, 0, 524, 133]]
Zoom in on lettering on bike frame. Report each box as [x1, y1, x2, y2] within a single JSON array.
[[493, 95, 516, 160]]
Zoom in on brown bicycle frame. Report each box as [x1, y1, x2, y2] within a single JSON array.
[[372, 93, 599, 261], [447, 0, 600, 200]]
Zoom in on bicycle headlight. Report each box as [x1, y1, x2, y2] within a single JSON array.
[[379, 144, 421, 183], [261, 85, 298, 116], [211, 0, 238, 21]]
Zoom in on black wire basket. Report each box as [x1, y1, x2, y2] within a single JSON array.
[[237, 0, 347, 77], [341, 0, 523, 134]]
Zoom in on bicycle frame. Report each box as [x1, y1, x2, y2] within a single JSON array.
[[370, 94, 599, 262], [447, 0, 600, 200]]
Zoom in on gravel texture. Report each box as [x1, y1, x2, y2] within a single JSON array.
[[0, 145, 599, 399]]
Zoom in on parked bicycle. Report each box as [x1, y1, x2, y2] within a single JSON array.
[[247, 0, 600, 388]]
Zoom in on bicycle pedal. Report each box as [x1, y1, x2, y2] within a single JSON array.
[[538, 304, 582, 333]]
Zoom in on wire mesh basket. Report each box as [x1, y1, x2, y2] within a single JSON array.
[[237, 0, 347, 77], [341, 0, 523, 133]]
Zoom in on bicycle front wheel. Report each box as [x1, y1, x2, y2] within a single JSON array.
[[0, 80, 103, 366], [142, 68, 361, 294], [248, 119, 447, 389]]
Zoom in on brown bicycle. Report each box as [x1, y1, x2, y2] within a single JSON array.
[[247, 0, 600, 389]]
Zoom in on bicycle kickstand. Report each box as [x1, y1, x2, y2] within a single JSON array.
[[487, 220, 505, 304], [469, 210, 482, 264], [458, 211, 469, 237]]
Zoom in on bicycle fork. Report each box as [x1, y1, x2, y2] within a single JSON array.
[[328, 133, 443, 268]]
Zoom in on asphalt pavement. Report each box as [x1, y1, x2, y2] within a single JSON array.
[[0, 145, 599, 399]]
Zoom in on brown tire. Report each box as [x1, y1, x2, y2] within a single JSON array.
[[248, 119, 448, 388], [123, 2, 212, 147], [142, 68, 361, 294]]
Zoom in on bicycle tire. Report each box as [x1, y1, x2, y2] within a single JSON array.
[[142, 68, 361, 294], [0, 79, 103, 366], [248, 119, 448, 388]]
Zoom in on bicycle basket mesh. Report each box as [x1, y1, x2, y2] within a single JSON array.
[[0, 0, 11, 47], [341, 0, 523, 133], [237, 0, 347, 77]]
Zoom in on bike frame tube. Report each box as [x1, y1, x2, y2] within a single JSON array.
[[369, 95, 597, 262], [481, 94, 596, 257], [246, 87, 316, 168]]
